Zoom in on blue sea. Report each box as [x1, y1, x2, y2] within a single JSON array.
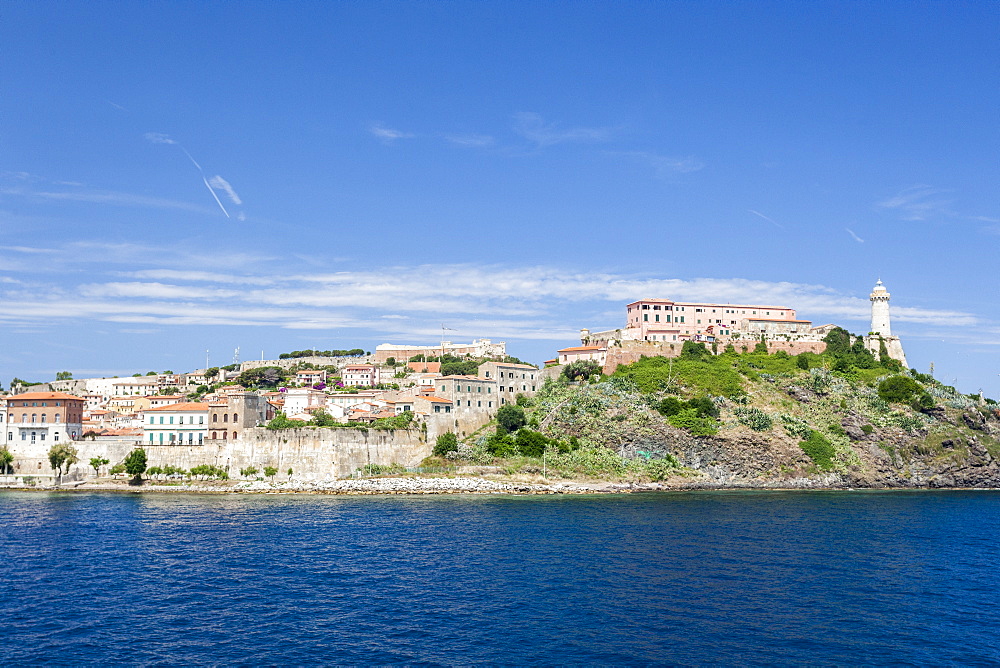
[[2, 489, 999, 665]]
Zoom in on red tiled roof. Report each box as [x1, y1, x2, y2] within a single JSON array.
[[558, 345, 605, 353], [145, 402, 210, 412], [6, 391, 85, 402]]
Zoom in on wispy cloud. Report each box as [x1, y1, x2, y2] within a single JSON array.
[[618, 151, 705, 177], [369, 123, 414, 145], [512, 112, 613, 148], [1, 258, 983, 336], [144, 132, 176, 145], [208, 175, 242, 205], [747, 210, 783, 228], [846, 228, 865, 243], [444, 133, 495, 148], [876, 185, 954, 221]]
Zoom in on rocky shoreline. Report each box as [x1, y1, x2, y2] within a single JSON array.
[[4, 471, 1000, 496]]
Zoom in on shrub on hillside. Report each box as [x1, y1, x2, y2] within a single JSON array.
[[877, 376, 923, 404], [799, 430, 836, 470], [667, 408, 719, 436], [733, 406, 773, 431], [561, 360, 603, 382], [433, 432, 459, 456]]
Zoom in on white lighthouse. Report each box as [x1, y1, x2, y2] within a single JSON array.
[[864, 279, 907, 367], [870, 279, 891, 336]]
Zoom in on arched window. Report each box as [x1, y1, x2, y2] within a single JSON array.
[[31, 414, 36, 423], [222, 431, 227, 440], [212, 414, 218, 423], [232, 413, 238, 422], [41, 414, 46, 423], [223, 414, 229, 423], [232, 431, 237, 440], [211, 431, 217, 439], [54, 414, 60, 423]]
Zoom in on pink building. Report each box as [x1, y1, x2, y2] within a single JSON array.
[[608, 298, 812, 343], [342, 364, 378, 387]]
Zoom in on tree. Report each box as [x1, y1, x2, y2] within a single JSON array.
[[0, 446, 13, 474], [680, 341, 712, 360], [237, 366, 287, 388], [385, 357, 397, 367], [496, 405, 527, 433], [240, 466, 259, 478], [123, 448, 148, 482], [561, 360, 602, 382], [514, 429, 549, 457], [205, 367, 220, 380], [55, 371, 73, 381], [264, 466, 278, 479], [433, 432, 459, 456], [89, 456, 109, 477], [48, 443, 79, 484]]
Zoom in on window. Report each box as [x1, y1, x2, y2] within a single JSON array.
[[31, 414, 36, 423], [643, 314, 648, 322], [169, 416, 174, 425], [54, 414, 60, 423], [655, 315, 659, 322], [159, 416, 164, 424], [213, 414, 218, 422], [199, 416, 204, 424], [198, 434, 204, 445], [223, 414, 229, 423]]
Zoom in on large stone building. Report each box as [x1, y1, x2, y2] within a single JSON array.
[[5, 391, 85, 445], [584, 298, 821, 346], [374, 339, 506, 364]]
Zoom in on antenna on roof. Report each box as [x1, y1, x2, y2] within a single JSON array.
[[233, 347, 240, 366]]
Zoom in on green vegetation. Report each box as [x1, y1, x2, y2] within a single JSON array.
[[89, 456, 109, 476], [264, 466, 278, 479], [123, 449, 148, 480], [47, 442, 79, 482], [433, 432, 459, 456], [799, 430, 836, 470], [240, 466, 259, 478], [55, 371, 73, 380], [561, 360, 602, 381], [190, 464, 229, 480], [496, 405, 527, 433], [0, 446, 13, 474], [237, 366, 288, 388], [279, 349, 365, 359]]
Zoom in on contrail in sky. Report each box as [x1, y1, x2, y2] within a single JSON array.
[[144, 133, 230, 218], [747, 209, 783, 228], [179, 147, 230, 218]]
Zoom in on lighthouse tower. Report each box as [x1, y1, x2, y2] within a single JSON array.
[[864, 279, 907, 367], [870, 279, 891, 336]]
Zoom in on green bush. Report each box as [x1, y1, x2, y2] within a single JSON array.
[[433, 432, 459, 456], [878, 376, 923, 404], [733, 407, 773, 431], [486, 429, 519, 457], [800, 430, 836, 470], [515, 428, 551, 457], [496, 405, 527, 433], [861, 424, 874, 435], [561, 360, 603, 381], [667, 408, 719, 436]]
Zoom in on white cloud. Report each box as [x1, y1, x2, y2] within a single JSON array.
[[444, 133, 495, 148], [846, 228, 865, 243], [207, 175, 243, 205], [369, 123, 414, 144], [877, 185, 954, 221], [144, 132, 177, 145], [3, 263, 983, 342], [513, 112, 613, 147]]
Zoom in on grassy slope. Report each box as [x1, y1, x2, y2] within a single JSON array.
[[441, 346, 1000, 487]]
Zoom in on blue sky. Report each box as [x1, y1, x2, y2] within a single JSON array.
[[1, 1, 998, 396]]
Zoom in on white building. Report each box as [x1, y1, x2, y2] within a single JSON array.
[[143, 402, 209, 446]]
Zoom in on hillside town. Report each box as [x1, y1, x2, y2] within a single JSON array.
[[0, 283, 909, 481]]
